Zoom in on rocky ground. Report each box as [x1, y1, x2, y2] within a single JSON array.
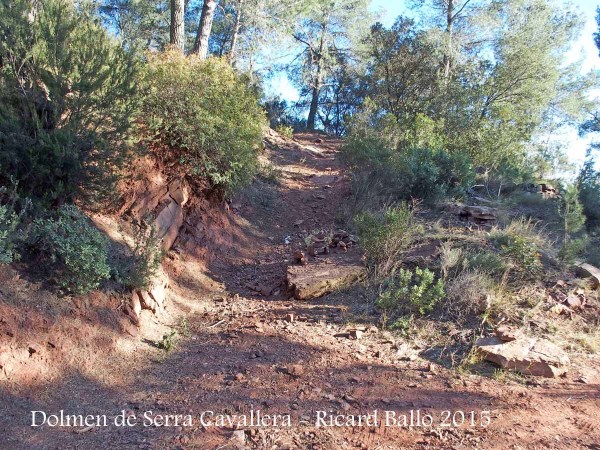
[[1, 132, 599, 449]]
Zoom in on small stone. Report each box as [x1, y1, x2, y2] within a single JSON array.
[[230, 430, 245, 445], [235, 373, 245, 381], [565, 293, 583, 309], [495, 325, 519, 342], [349, 329, 363, 340], [287, 364, 304, 377]]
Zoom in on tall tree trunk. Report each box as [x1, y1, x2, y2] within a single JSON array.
[[227, 0, 244, 65], [443, 0, 454, 79], [193, 0, 218, 58], [307, 27, 326, 130], [307, 80, 321, 130], [170, 0, 185, 52]]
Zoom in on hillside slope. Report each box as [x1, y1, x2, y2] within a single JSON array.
[[1, 131, 599, 449]]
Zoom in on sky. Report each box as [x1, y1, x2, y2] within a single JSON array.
[[266, 0, 600, 172]]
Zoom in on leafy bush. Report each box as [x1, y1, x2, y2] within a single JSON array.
[[490, 220, 546, 274], [577, 149, 600, 229], [559, 237, 589, 265], [464, 251, 508, 278], [391, 147, 474, 203], [376, 267, 444, 321], [0, 204, 19, 264], [274, 125, 294, 139], [0, 0, 140, 205], [558, 185, 587, 263], [343, 105, 474, 204], [343, 136, 474, 203], [141, 51, 266, 194], [156, 331, 177, 352], [355, 204, 421, 275], [121, 222, 164, 290], [0, 184, 31, 264], [29, 205, 111, 294]]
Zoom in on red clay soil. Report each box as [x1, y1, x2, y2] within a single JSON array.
[[1, 131, 599, 450]]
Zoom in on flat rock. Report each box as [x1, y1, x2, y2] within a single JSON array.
[[458, 205, 497, 222], [475, 336, 569, 377], [494, 325, 520, 342], [287, 252, 363, 300]]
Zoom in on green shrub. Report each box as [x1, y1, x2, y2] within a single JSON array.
[[558, 185, 587, 264], [559, 237, 588, 265], [376, 267, 445, 321], [0, 185, 30, 264], [157, 331, 177, 352], [0, 205, 19, 264], [141, 51, 266, 194], [274, 125, 294, 139], [355, 204, 421, 275], [343, 109, 473, 205], [490, 220, 546, 274], [343, 101, 474, 204], [30, 205, 111, 294], [0, 0, 140, 205], [120, 222, 164, 290], [464, 251, 508, 278], [392, 147, 474, 203], [577, 150, 600, 228]]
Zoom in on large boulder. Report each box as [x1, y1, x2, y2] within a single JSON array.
[[475, 336, 569, 378]]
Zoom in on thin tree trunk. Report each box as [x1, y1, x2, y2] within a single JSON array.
[[193, 0, 217, 58], [307, 79, 321, 130], [227, 0, 244, 65], [443, 0, 454, 79], [307, 27, 326, 130], [170, 0, 185, 52]]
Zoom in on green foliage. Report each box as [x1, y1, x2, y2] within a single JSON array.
[[122, 222, 164, 290], [559, 237, 589, 265], [377, 267, 444, 319], [0, 0, 140, 206], [345, 1, 587, 184], [343, 105, 474, 204], [394, 147, 474, 203], [389, 315, 413, 336], [29, 205, 111, 294], [490, 220, 545, 274], [141, 51, 266, 194], [558, 184, 587, 263], [274, 125, 294, 139], [577, 149, 600, 229], [0, 187, 29, 264], [464, 251, 508, 278], [355, 204, 421, 275], [0, 205, 19, 264], [156, 330, 177, 351]]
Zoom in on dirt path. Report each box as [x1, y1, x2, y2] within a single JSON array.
[[2, 132, 599, 450]]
